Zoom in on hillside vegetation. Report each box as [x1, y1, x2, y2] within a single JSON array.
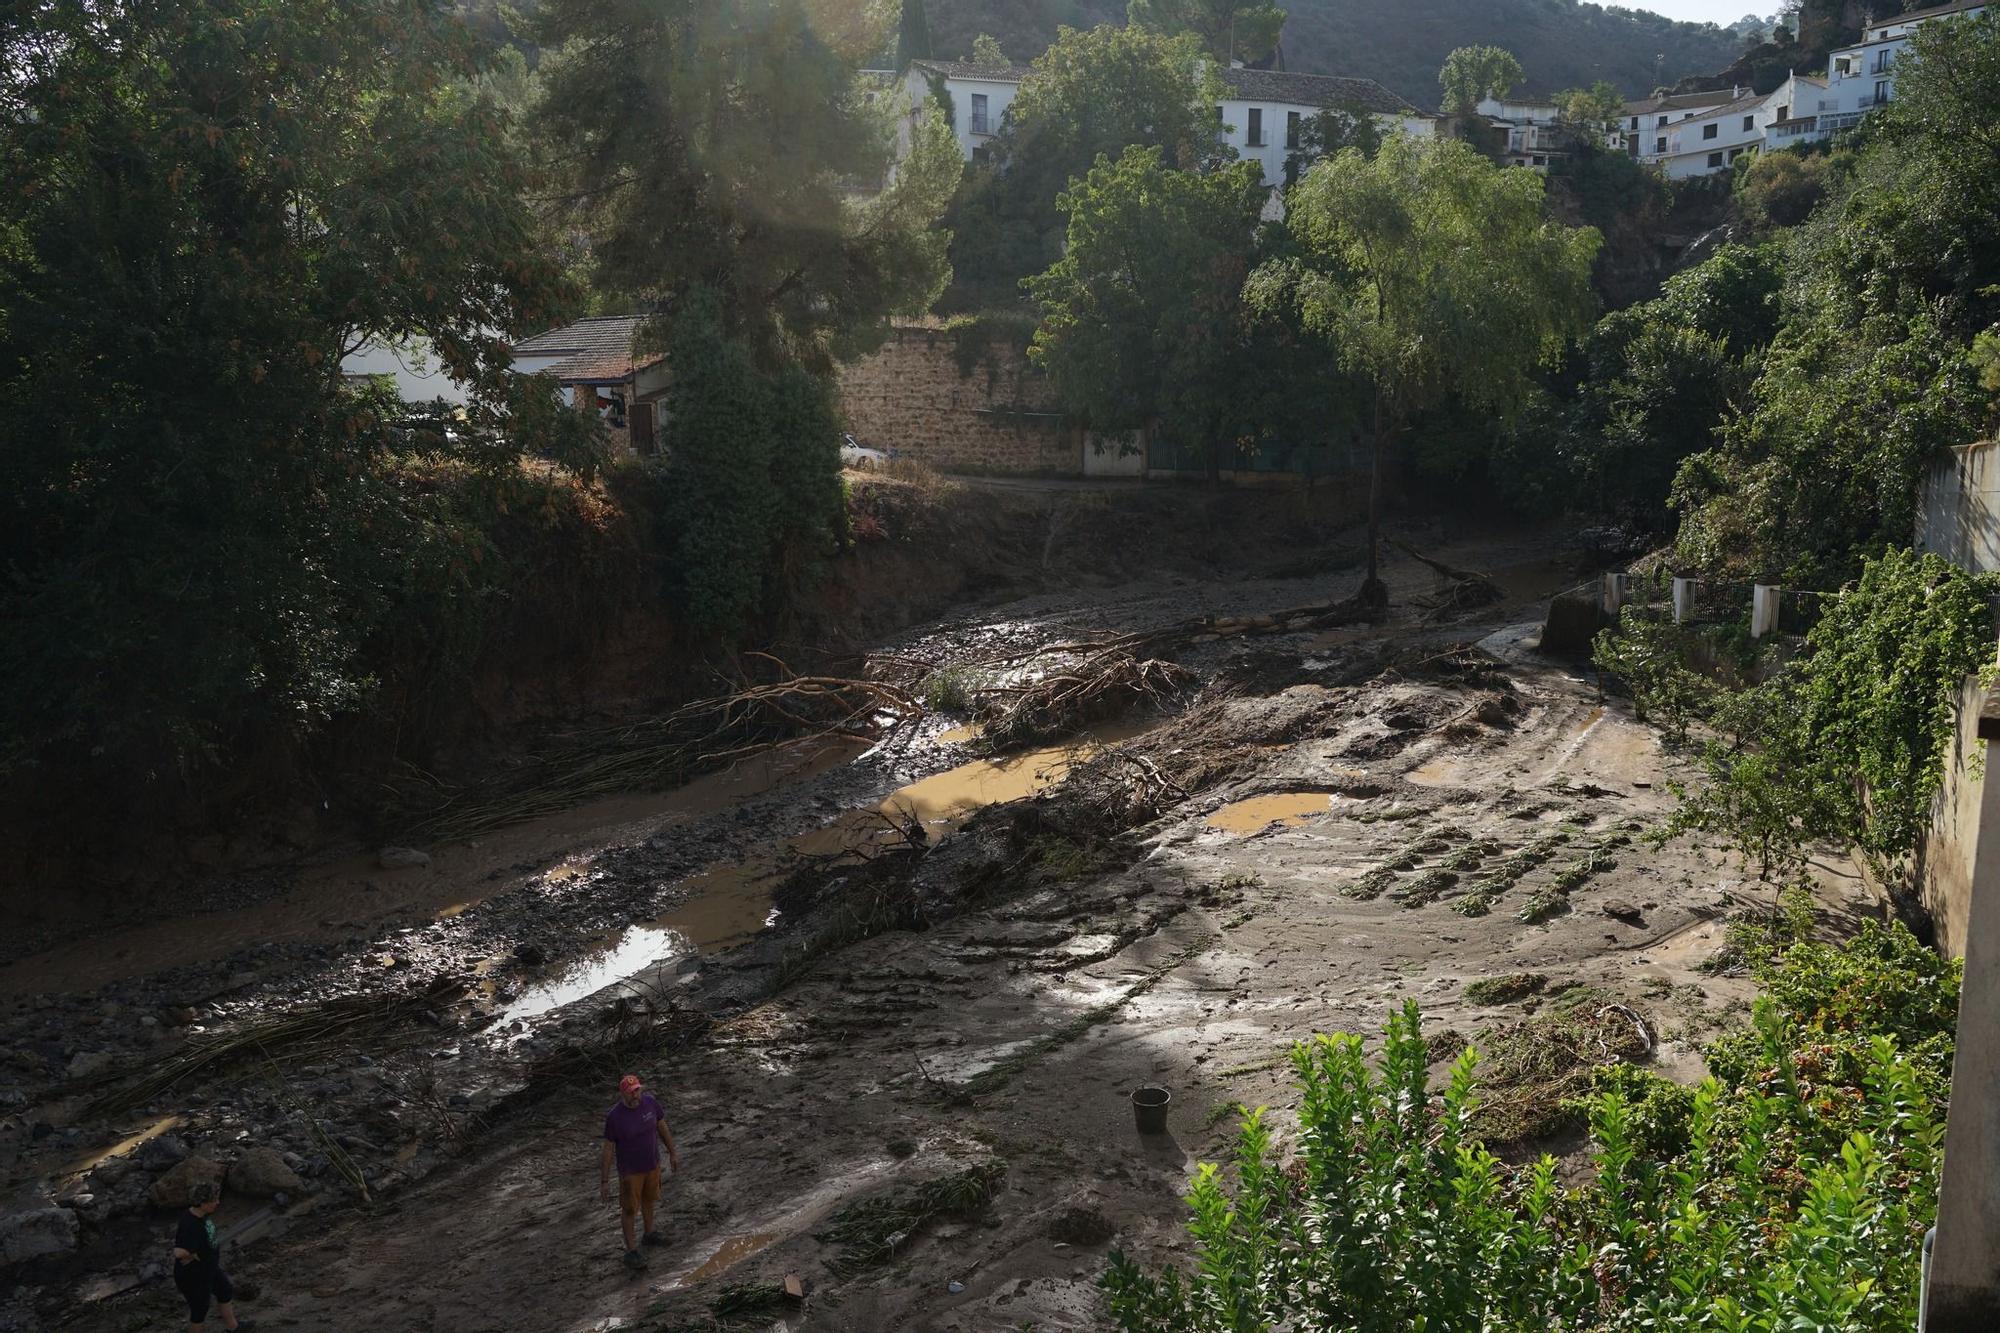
[[926, 0, 1744, 105]]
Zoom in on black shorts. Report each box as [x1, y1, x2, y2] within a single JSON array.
[[174, 1264, 233, 1322]]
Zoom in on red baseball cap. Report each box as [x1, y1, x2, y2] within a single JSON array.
[[618, 1074, 642, 1094]]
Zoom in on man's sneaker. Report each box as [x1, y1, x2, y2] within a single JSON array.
[[624, 1248, 646, 1270], [642, 1231, 667, 1248]]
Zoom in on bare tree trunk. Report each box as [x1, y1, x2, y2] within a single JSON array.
[[1361, 398, 1387, 607]]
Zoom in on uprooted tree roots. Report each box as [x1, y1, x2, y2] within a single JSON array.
[[974, 650, 1194, 750], [389, 669, 924, 844]]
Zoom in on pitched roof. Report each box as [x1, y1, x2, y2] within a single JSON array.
[[511, 316, 662, 384], [1216, 68, 1417, 115], [910, 58, 1034, 83], [1623, 87, 1741, 116]]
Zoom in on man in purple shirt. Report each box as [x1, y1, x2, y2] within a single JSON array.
[[600, 1073, 680, 1269]]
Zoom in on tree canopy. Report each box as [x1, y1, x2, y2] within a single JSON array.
[[939, 24, 1224, 313], [1258, 135, 1599, 587], [1438, 45, 1524, 116], [1029, 148, 1336, 471], [532, 0, 961, 370], [1127, 0, 1287, 67], [0, 0, 591, 777]]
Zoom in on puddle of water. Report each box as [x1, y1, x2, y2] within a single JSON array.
[[656, 862, 787, 952], [64, 1114, 182, 1177], [1407, 755, 1479, 788], [1206, 791, 1346, 834], [795, 727, 1140, 861], [501, 925, 686, 1022], [500, 724, 1150, 1023], [937, 723, 981, 745], [673, 1232, 780, 1287]]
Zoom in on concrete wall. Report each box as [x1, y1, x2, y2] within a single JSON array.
[[1920, 674, 1991, 960], [1918, 441, 2000, 574], [837, 327, 1079, 474]]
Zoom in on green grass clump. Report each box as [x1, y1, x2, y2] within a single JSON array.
[[1464, 973, 1549, 1005], [815, 1162, 1006, 1275], [1396, 868, 1460, 907]]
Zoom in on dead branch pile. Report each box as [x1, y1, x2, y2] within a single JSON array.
[[1391, 541, 1503, 622], [80, 976, 468, 1120], [973, 649, 1194, 749], [393, 669, 921, 844]]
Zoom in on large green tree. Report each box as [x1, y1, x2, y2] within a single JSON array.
[[1029, 148, 1335, 473], [0, 0, 589, 778], [1437, 45, 1524, 117], [940, 24, 1226, 313], [1256, 136, 1599, 593], [1127, 0, 1287, 67], [532, 0, 961, 370]]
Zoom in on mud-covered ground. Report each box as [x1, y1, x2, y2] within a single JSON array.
[[1, 527, 1880, 1333]]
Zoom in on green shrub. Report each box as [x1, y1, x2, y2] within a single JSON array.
[[1106, 922, 1952, 1332]]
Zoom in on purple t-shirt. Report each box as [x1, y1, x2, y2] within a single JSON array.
[[604, 1093, 664, 1176]]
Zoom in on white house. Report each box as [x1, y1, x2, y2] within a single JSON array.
[[1474, 91, 1569, 170], [340, 338, 470, 406], [1621, 87, 1744, 166], [1217, 68, 1433, 186], [509, 316, 670, 453], [1822, 0, 1986, 131], [902, 58, 1032, 163], [1655, 88, 1772, 179], [1762, 71, 1830, 151]]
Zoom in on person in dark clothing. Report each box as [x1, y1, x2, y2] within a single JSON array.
[[171, 1180, 248, 1331]]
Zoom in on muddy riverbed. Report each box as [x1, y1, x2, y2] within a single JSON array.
[[0, 530, 1879, 1332]]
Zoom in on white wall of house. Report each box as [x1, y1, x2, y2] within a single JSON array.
[[902, 66, 1022, 162], [1216, 101, 1433, 186], [1824, 4, 1984, 128], [1659, 93, 1769, 179], [340, 337, 470, 405]]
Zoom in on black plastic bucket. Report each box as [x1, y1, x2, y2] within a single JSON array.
[[1132, 1085, 1171, 1135]]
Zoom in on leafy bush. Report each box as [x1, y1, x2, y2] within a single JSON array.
[[1665, 551, 1998, 887], [1105, 923, 1952, 1332]]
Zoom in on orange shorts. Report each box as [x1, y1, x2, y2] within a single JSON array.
[[618, 1167, 661, 1213]]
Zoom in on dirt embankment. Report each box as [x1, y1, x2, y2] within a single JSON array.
[[0, 527, 1883, 1333], [2, 471, 1370, 956]]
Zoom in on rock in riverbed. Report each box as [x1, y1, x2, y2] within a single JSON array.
[[227, 1146, 303, 1198], [148, 1156, 225, 1208], [0, 1198, 78, 1264]]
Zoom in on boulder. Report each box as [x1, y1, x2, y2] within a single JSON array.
[[226, 1147, 303, 1198], [148, 1156, 225, 1208], [1, 1199, 78, 1265], [1538, 591, 1605, 658], [376, 846, 431, 871], [64, 1050, 118, 1082], [136, 1133, 188, 1171]]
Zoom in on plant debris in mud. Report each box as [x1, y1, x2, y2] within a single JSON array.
[[81, 975, 469, 1119], [975, 650, 1193, 751], [1472, 988, 1655, 1145], [1463, 972, 1550, 1006], [815, 1161, 1007, 1275]]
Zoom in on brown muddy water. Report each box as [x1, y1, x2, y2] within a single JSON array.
[[494, 723, 1146, 1024]]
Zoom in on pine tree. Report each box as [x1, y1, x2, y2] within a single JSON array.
[[897, 0, 931, 70]]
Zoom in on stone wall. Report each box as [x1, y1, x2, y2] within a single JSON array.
[[1918, 440, 2000, 574], [838, 327, 1079, 475], [1919, 674, 1990, 960]]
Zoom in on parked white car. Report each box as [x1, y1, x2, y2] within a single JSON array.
[[840, 434, 889, 470]]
